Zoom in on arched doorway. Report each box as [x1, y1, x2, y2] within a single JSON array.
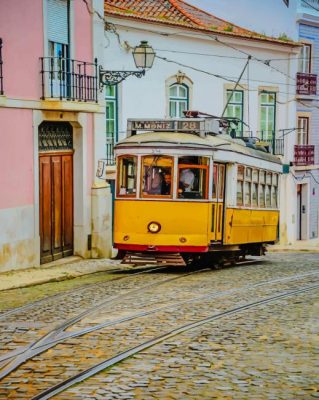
[[39, 122, 74, 263]]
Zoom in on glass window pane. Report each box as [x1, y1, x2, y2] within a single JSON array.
[[244, 182, 251, 206], [266, 185, 271, 207], [170, 85, 178, 97], [179, 86, 187, 98], [272, 187, 278, 208], [142, 156, 173, 197], [252, 183, 258, 207], [117, 156, 137, 197], [170, 101, 177, 117], [218, 165, 225, 199], [212, 164, 218, 198], [237, 165, 244, 180], [259, 184, 265, 207], [237, 181, 243, 205]]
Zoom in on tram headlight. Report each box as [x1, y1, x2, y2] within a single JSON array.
[[148, 221, 161, 234]]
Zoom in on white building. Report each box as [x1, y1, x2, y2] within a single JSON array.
[[104, 0, 300, 245]]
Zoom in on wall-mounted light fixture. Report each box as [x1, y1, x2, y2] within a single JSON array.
[[99, 41, 155, 88]]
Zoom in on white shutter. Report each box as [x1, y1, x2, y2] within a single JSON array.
[[47, 0, 69, 44]]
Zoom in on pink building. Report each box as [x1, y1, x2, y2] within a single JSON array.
[[0, 0, 111, 272]]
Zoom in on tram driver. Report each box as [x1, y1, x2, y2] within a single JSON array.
[[179, 168, 195, 192]]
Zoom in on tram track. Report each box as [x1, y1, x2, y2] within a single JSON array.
[[31, 282, 319, 400], [0, 267, 209, 378], [0, 268, 318, 390], [0, 265, 168, 321]]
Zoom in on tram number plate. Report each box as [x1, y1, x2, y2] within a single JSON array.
[[177, 121, 201, 130]]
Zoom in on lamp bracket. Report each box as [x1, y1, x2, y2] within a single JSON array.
[[99, 66, 145, 88]]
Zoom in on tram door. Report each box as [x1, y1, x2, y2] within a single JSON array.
[[210, 163, 225, 242]]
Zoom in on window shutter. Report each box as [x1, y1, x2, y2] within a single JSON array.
[[47, 0, 69, 44]]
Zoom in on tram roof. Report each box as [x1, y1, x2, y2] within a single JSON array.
[[115, 131, 282, 165]]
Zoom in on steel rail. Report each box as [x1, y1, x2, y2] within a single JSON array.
[[7, 268, 319, 358], [0, 265, 168, 321], [32, 283, 319, 400], [0, 268, 209, 378], [1, 268, 318, 379]]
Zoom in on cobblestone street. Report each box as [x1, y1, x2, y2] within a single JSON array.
[[0, 252, 318, 399]]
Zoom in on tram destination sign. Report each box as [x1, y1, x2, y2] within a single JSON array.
[[129, 119, 202, 132]]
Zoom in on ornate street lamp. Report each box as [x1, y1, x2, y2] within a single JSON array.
[[99, 41, 155, 88]]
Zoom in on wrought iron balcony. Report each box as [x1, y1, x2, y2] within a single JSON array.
[[237, 131, 284, 156], [0, 38, 3, 95], [40, 56, 98, 102], [105, 139, 115, 166], [294, 144, 315, 166], [296, 72, 317, 95]]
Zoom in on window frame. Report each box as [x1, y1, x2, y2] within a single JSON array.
[[169, 83, 189, 118], [259, 91, 276, 141], [297, 116, 309, 145], [116, 155, 138, 198], [299, 43, 312, 74], [140, 155, 174, 199], [177, 163, 209, 200], [106, 85, 118, 164], [225, 89, 244, 137]]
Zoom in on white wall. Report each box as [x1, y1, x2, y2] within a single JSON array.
[[106, 19, 298, 143]]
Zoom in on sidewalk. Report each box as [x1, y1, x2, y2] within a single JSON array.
[[0, 241, 318, 292], [0, 257, 123, 292], [268, 238, 319, 253]]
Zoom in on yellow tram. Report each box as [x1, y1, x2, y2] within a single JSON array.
[[113, 116, 281, 266]]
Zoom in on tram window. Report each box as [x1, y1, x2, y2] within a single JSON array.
[[212, 164, 218, 199], [252, 183, 258, 207], [244, 167, 252, 206], [141, 156, 173, 197], [252, 169, 259, 207], [236, 165, 244, 206], [266, 185, 271, 207], [177, 156, 208, 199], [218, 165, 225, 200], [237, 181, 244, 206], [259, 184, 265, 207], [244, 182, 251, 206], [238, 165, 244, 180], [117, 156, 137, 197], [272, 186, 278, 208], [272, 173, 279, 208]]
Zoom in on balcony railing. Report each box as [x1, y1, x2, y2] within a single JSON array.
[[296, 72, 317, 95], [235, 130, 284, 156], [40, 56, 98, 102], [294, 145, 315, 166], [0, 38, 3, 95], [105, 139, 115, 166]]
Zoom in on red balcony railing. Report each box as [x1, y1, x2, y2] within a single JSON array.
[[294, 145, 315, 166], [296, 72, 317, 95]]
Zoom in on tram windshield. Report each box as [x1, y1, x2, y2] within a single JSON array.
[[117, 156, 137, 197], [178, 156, 209, 199], [141, 156, 173, 197]]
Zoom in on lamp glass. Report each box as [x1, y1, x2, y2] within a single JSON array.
[[133, 41, 155, 69]]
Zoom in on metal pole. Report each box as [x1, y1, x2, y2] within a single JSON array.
[[221, 56, 251, 118]]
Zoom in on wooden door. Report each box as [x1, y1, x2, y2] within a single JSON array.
[[39, 153, 73, 264]]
